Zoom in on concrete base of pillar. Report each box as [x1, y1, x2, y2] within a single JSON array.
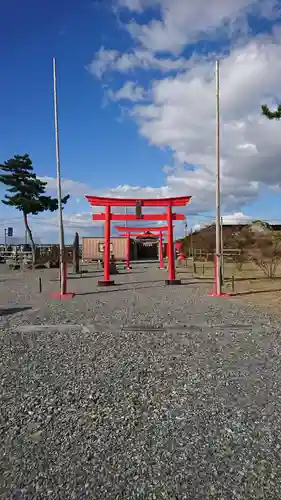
[[165, 279, 182, 285], [51, 292, 75, 300], [207, 292, 231, 298], [98, 280, 115, 287]]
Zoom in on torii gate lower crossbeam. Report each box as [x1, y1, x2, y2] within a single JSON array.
[[86, 195, 191, 286]]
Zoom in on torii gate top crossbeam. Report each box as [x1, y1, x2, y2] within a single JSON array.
[[115, 226, 169, 232], [119, 233, 165, 237], [86, 195, 191, 207]]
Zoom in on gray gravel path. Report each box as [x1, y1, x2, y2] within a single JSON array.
[[1, 264, 281, 499]]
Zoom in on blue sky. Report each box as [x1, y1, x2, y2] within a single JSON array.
[[1, 0, 281, 243]]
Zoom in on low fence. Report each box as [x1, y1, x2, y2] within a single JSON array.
[[183, 248, 241, 262], [0, 245, 81, 268]]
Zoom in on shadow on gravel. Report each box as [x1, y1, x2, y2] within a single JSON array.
[[117, 270, 148, 274], [68, 274, 104, 280], [0, 306, 32, 316], [124, 279, 164, 285], [76, 284, 165, 296], [181, 277, 214, 284], [76, 281, 197, 296], [49, 275, 104, 283]]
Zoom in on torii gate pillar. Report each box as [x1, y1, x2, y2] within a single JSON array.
[[126, 232, 132, 270], [98, 205, 115, 286], [165, 204, 181, 285], [159, 231, 165, 270]]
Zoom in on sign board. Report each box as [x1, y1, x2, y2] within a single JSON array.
[[7, 227, 13, 237], [98, 242, 113, 253]]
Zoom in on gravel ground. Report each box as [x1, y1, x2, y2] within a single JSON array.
[[1, 264, 281, 499]]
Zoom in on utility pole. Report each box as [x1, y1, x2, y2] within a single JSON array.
[[53, 57, 66, 295], [215, 60, 222, 295]]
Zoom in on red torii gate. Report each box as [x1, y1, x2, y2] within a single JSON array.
[[115, 226, 168, 271], [85, 195, 191, 286]]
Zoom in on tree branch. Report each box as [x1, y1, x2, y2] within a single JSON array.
[[261, 104, 281, 120]]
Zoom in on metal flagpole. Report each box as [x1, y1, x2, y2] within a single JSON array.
[[53, 57, 66, 296], [220, 215, 224, 285], [215, 59, 222, 295]]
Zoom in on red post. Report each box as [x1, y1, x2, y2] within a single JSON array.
[[98, 205, 115, 286], [126, 232, 131, 270], [166, 204, 176, 282], [104, 205, 111, 281], [159, 231, 164, 269]]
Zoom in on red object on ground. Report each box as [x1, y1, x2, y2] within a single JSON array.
[[86, 196, 192, 285]]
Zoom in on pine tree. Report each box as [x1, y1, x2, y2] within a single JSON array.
[[261, 104, 281, 120], [0, 154, 69, 264]]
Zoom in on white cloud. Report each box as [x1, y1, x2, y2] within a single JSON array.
[[30, 212, 103, 241], [189, 211, 252, 234], [88, 46, 192, 78], [41, 177, 92, 198], [108, 81, 146, 102], [116, 0, 155, 11], [40, 27, 281, 223], [222, 212, 253, 224], [123, 32, 281, 212], [117, 0, 279, 53]]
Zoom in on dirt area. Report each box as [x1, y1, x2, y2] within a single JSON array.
[[177, 261, 281, 317]]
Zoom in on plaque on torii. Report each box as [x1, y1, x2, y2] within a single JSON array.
[[85, 195, 191, 286]]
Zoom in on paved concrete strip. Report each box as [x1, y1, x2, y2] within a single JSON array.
[[13, 324, 83, 333], [13, 322, 255, 334], [12, 323, 117, 333]]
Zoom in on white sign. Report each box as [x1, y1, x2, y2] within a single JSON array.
[[98, 242, 113, 253]]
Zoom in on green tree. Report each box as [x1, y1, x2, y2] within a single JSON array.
[[0, 154, 69, 264], [261, 104, 281, 120]]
